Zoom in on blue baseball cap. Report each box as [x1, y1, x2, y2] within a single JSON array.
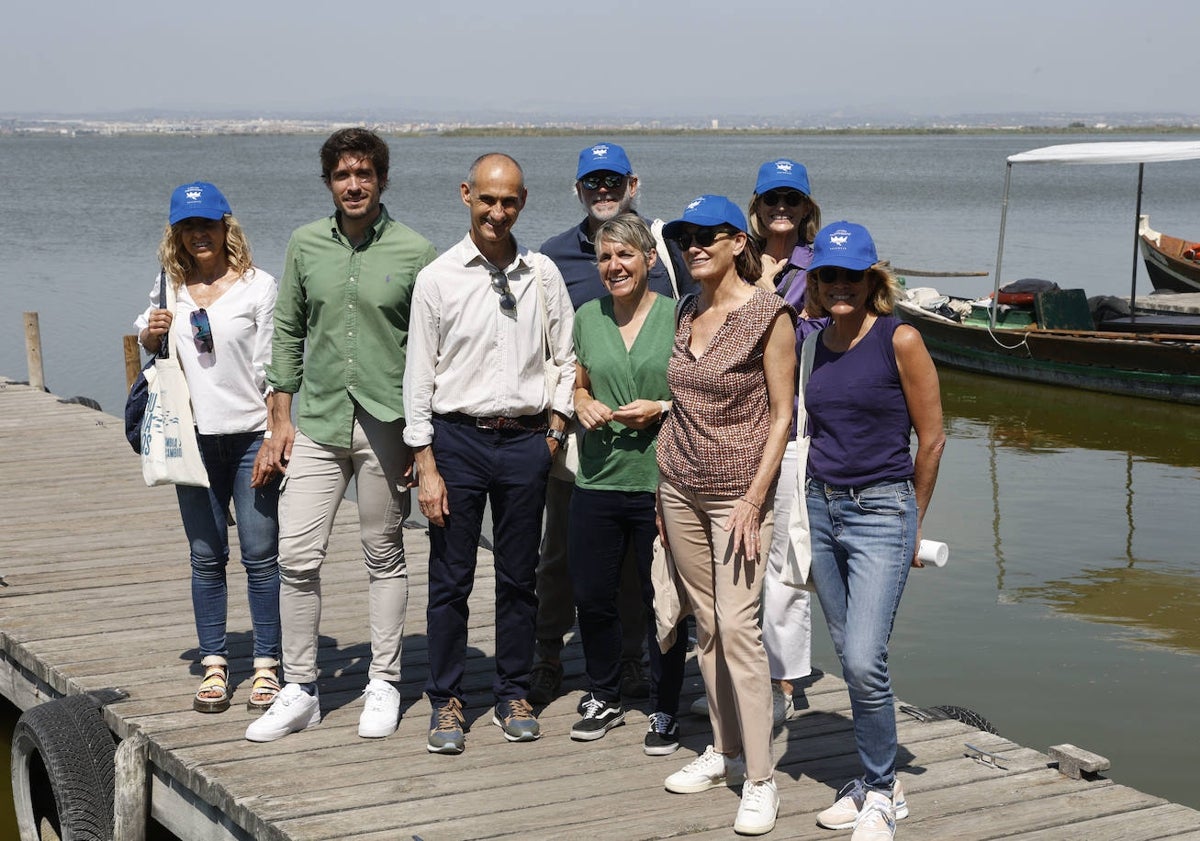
[[576, 142, 633, 180], [662, 195, 748, 240], [168, 181, 232, 225], [754, 158, 811, 197], [808, 221, 879, 272]]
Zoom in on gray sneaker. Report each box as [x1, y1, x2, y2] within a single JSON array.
[[427, 697, 466, 754], [492, 698, 541, 742]]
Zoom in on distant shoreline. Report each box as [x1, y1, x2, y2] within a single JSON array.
[[439, 125, 1200, 138], [5, 123, 1200, 139]]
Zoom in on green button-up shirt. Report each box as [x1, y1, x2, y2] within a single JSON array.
[[267, 205, 437, 448]]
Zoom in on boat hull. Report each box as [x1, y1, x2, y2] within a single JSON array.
[[896, 301, 1200, 405], [1138, 221, 1200, 294]]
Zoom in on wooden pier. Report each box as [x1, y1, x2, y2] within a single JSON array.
[[3, 376, 1200, 840]]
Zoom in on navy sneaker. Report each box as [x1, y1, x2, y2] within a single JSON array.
[[644, 711, 681, 756], [570, 693, 625, 741], [492, 699, 541, 742], [427, 697, 466, 754]]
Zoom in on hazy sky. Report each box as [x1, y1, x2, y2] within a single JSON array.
[[6, 0, 1200, 120]]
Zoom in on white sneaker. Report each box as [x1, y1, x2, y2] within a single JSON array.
[[690, 695, 709, 717], [734, 778, 780, 835], [358, 678, 401, 738], [771, 684, 794, 726], [245, 683, 320, 742], [817, 778, 908, 830], [665, 745, 746, 794], [851, 791, 896, 841]]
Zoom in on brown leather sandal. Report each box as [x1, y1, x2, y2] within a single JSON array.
[[193, 660, 230, 713], [246, 666, 281, 712]]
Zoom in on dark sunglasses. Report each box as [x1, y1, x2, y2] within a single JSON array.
[[673, 227, 733, 250], [814, 267, 867, 284], [579, 173, 625, 191], [491, 272, 516, 313], [190, 308, 214, 353], [760, 190, 806, 208]]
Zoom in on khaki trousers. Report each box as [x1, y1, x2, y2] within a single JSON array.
[[278, 412, 411, 684], [658, 479, 775, 781]]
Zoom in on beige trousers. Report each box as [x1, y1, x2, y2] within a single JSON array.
[[658, 479, 776, 781], [278, 412, 411, 684]]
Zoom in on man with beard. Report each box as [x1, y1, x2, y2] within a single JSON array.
[[247, 127, 436, 743], [530, 143, 694, 706]]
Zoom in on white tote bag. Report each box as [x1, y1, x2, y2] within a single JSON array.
[[140, 303, 209, 488], [781, 330, 820, 589]]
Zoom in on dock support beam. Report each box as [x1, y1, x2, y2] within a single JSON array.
[[23, 312, 45, 392], [124, 334, 142, 390], [114, 730, 150, 841]]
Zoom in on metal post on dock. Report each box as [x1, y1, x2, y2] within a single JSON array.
[[124, 335, 142, 390], [22, 312, 45, 392]]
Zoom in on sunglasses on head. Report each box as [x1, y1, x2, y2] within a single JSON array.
[[491, 272, 516, 313], [190, 308, 214, 353], [760, 190, 805, 208], [814, 267, 867, 284], [673, 227, 734, 250], [579, 172, 625, 191]]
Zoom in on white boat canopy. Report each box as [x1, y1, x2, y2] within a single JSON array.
[[1008, 141, 1200, 165], [992, 141, 1200, 327]]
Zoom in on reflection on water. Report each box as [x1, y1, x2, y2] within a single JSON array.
[[1019, 564, 1200, 652], [938, 367, 1200, 656], [941, 367, 1200, 468], [875, 364, 1200, 811]]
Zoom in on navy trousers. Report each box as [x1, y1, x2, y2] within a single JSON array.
[[568, 486, 687, 713], [424, 418, 551, 704]]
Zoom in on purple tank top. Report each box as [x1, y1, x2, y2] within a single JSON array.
[[805, 316, 914, 487]]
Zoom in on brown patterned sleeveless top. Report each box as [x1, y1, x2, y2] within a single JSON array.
[[657, 287, 794, 496]]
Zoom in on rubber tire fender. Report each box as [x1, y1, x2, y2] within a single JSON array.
[[10, 694, 117, 841]]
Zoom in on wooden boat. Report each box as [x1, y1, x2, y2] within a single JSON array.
[[896, 288, 1200, 405], [1139, 215, 1200, 293], [894, 141, 1200, 406]]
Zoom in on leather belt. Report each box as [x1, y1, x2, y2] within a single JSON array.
[[435, 412, 548, 433]]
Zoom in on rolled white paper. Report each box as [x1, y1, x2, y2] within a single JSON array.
[[918, 539, 949, 567]]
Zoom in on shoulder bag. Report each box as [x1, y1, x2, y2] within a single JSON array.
[[780, 328, 820, 589], [138, 275, 210, 487]]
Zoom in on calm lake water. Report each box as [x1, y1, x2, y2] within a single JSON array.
[[2, 132, 1199, 829]]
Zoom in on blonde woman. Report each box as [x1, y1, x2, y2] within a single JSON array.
[[135, 182, 280, 714]]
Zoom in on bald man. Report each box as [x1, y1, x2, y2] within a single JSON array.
[[404, 154, 576, 754]]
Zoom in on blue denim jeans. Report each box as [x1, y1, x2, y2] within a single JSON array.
[[176, 431, 280, 661], [805, 478, 916, 792]]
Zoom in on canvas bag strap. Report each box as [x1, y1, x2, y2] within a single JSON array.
[[797, 329, 821, 438], [155, 266, 172, 360]]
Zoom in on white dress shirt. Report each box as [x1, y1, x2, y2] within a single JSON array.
[[403, 234, 576, 448]]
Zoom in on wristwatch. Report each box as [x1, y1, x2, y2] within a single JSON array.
[[546, 428, 568, 447]]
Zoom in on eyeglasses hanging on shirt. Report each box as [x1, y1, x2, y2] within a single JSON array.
[[491, 272, 517, 313], [190, 308, 214, 353]]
